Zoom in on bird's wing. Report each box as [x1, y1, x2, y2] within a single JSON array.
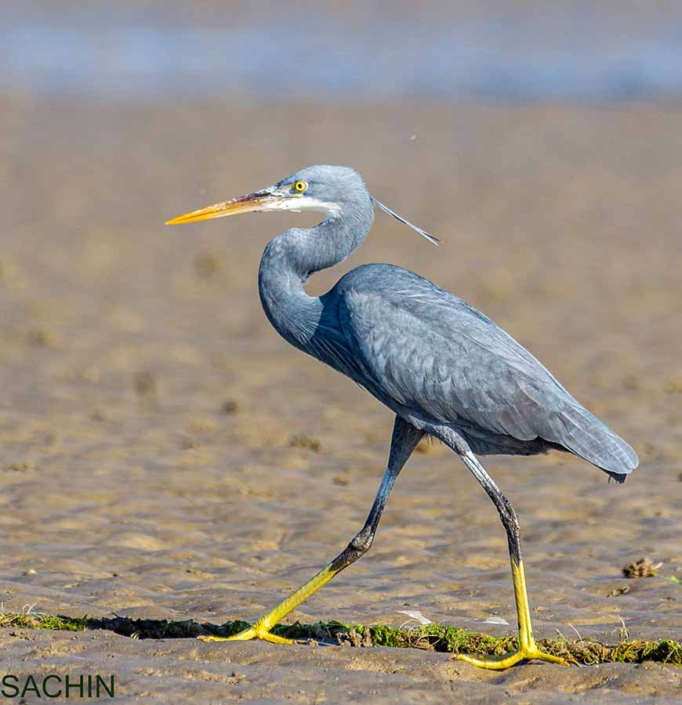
[[338, 283, 562, 438], [334, 265, 637, 474]]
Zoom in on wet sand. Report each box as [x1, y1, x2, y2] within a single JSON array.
[[1, 94, 681, 701]]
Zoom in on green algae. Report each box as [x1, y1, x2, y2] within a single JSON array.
[[1, 613, 680, 666]]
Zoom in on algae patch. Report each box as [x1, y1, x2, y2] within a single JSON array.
[[1, 613, 681, 666]]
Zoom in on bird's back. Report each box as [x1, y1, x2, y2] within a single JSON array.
[[323, 263, 638, 481]]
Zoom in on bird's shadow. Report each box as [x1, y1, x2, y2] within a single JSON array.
[[53, 615, 348, 643]]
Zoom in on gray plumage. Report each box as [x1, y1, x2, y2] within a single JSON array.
[[257, 165, 638, 482], [167, 163, 639, 664]]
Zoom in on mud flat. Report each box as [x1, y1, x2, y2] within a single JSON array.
[[0, 90, 681, 701]]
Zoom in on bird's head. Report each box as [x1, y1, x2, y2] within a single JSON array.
[[166, 165, 437, 244]]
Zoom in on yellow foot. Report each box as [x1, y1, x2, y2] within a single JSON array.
[[198, 624, 294, 645], [453, 645, 571, 670]]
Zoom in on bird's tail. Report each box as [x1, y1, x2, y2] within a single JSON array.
[[553, 404, 639, 483]]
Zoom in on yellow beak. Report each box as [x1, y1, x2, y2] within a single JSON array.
[[165, 189, 282, 225]]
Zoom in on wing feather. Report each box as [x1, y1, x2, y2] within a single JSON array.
[[332, 265, 637, 475]]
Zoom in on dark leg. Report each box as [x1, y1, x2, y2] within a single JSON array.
[[200, 416, 423, 645], [429, 427, 569, 668]]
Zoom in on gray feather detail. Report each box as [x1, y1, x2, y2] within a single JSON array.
[[332, 263, 638, 478]]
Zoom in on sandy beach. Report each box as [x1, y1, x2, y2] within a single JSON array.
[[1, 30, 682, 700]]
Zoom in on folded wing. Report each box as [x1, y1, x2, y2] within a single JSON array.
[[334, 265, 638, 479]]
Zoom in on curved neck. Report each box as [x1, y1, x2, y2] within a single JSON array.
[[258, 202, 373, 350]]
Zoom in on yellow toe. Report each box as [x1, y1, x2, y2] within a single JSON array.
[[256, 632, 295, 645], [198, 634, 232, 643], [198, 624, 294, 645], [454, 650, 525, 670], [454, 646, 571, 670]]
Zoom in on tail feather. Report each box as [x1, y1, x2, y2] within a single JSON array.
[[550, 404, 639, 483]]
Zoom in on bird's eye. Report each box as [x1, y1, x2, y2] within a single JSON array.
[[292, 180, 308, 193]]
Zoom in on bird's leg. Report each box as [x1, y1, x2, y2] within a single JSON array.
[[455, 450, 570, 669], [200, 417, 423, 645]]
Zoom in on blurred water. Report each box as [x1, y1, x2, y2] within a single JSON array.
[[3, 14, 682, 103]]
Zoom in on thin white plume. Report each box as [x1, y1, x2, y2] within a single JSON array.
[[371, 197, 440, 245]]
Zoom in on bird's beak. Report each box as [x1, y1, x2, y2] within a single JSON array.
[[166, 188, 283, 225]]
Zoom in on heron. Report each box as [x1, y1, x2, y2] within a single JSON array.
[[166, 165, 638, 669]]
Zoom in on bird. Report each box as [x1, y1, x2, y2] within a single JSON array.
[[166, 165, 638, 669]]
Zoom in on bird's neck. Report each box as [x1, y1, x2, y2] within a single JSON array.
[[258, 206, 373, 350]]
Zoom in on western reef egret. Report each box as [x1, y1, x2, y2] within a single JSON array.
[[167, 165, 638, 668]]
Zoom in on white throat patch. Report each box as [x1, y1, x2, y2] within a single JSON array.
[[272, 196, 342, 219]]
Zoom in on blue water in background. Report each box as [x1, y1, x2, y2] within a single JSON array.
[[3, 12, 682, 103]]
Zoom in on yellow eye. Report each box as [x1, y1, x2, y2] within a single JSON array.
[[292, 180, 308, 193]]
